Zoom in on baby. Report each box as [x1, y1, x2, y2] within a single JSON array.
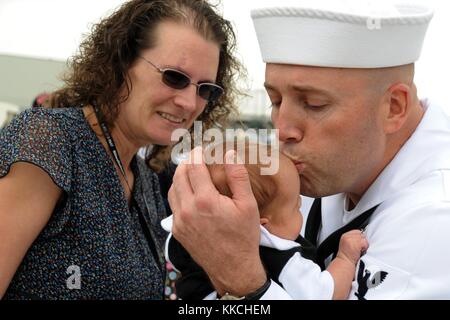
[[162, 142, 368, 300]]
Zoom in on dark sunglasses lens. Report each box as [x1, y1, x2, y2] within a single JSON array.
[[198, 84, 223, 102], [162, 70, 190, 89]]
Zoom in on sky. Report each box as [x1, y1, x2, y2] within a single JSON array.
[[0, 0, 449, 105]]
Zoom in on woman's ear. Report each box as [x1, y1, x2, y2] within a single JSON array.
[[383, 83, 411, 134]]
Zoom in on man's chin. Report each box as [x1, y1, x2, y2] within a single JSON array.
[[300, 184, 336, 199], [300, 190, 320, 198]]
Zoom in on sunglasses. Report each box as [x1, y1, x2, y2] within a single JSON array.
[[139, 56, 224, 103]]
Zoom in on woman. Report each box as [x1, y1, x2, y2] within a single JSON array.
[[0, 0, 241, 299]]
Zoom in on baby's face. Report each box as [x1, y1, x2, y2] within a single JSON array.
[[208, 149, 303, 241], [261, 154, 303, 241]]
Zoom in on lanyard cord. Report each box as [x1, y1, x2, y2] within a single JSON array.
[[92, 103, 128, 184], [91, 103, 165, 273]]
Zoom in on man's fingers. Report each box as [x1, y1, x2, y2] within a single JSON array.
[[224, 150, 255, 202], [186, 147, 217, 195], [168, 187, 178, 213], [169, 161, 194, 220], [172, 161, 194, 198]]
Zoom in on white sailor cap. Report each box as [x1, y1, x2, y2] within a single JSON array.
[[251, 1, 434, 68]]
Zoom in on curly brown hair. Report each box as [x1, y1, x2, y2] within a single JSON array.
[[48, 0, 244, 171]]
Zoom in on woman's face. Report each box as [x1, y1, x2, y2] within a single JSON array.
[[119, 20, 221, 146]]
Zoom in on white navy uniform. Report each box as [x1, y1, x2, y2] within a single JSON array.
[[161, 216, 335, 299], [262, 99, 450, 299]]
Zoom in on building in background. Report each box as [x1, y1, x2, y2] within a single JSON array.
[[0, 101, 20, 129], [0, 54, 65, 111], [236, 88, 272, 127]]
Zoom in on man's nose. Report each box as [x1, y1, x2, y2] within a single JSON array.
[[274, 102, 304, 143]]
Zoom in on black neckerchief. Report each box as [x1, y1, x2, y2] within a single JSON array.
[[91, 103, 165, 272], [305, 198, 379, 270]]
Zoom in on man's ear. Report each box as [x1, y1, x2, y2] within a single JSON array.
[[383, 83, 411, 134], [260, 217, 270, 226]]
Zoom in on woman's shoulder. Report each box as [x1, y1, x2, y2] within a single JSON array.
[[5, 107, 87, 140], [19, 106, 84, 124], [7, 106, 83, 130], [0, 107, 83, 192]]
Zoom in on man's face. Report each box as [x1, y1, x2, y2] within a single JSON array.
[[265, 64, 387, 199]]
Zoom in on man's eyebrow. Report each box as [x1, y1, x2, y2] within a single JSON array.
[[264, 83, 333, 97], [289, 85, 333, 96]]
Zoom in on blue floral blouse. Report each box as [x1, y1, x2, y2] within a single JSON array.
[[0, 107, 168, 299]]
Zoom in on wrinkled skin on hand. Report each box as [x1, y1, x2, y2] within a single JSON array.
[[168, 147, 267, 296]]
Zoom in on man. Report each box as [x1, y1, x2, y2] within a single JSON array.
[[168, 1, 450, 299]]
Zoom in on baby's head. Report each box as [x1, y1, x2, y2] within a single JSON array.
[[207, 141, 302, 240]]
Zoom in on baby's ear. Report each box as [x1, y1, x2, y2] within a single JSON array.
[[260, 217, 270, 226]]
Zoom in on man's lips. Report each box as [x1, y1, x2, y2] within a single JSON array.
[[293, 160, 306, 173]]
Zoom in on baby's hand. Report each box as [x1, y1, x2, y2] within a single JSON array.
[[336, 230, 369, 266]]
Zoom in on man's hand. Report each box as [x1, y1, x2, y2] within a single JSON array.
[[169, 147, 267, 296]]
